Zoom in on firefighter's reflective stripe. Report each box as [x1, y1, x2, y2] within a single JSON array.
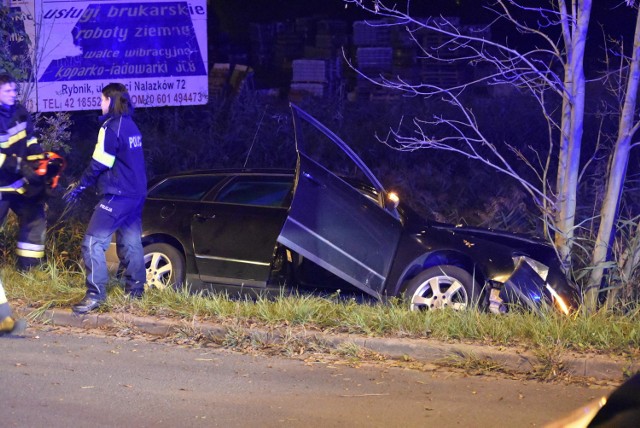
[[0, 153, 11, 169], [0, 122, 28, 148], [26, 153, 46, 161], [26, 136, 39, 147], [1, 130, 27, 149], [0, 122, 27, 141], [92, 127, 116, 167], [16, 241, 45, 258]]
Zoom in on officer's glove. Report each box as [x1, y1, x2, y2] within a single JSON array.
[[63, 182, 86, 204]]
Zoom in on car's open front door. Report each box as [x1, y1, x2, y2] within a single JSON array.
[[277, 104, 403, 299]]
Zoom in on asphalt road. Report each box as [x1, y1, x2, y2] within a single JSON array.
[[1, 325, 614, 427]]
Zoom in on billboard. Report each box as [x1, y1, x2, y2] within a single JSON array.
[[23, 0, 208, 111]]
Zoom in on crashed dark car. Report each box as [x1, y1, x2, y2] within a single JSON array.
[[107, 104, 580, 314]]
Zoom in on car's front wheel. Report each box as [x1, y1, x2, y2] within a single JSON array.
[[403, 265, 483, 311], [143, 243, 185, 290]]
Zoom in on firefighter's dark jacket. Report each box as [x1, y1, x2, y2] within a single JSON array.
[[0, 103, 44, 186], [79, 114, 147, 197]]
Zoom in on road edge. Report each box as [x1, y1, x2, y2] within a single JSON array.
[[28, 308, 638, 383]]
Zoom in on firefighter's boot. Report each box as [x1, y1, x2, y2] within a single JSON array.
[[0, 316, 27, 336]]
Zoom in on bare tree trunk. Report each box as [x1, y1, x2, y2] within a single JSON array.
[[555, 1, 591, 268], [585, 9, 640, 310]]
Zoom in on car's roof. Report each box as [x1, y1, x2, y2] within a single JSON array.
[[155, 168, 295, 177], [148, 168, 295, 185]]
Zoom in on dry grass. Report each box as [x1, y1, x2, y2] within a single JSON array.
[[5, 262, 640, 360]]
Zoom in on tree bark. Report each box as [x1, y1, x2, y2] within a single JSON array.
[[585, 8, 640, 310], [555, 1, 591, 269]]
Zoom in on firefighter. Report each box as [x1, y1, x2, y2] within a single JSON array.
[[65, 83, 147, 314], [0, 277, 26, 336], [0, 73, 47, 271]]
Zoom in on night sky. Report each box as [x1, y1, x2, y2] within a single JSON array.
[[213, 1, 490, 42], [213, 1, 637, 46]]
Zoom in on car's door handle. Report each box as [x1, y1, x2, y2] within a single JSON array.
[[194, 213, 216, 221]]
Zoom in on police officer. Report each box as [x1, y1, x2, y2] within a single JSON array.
[[65, 83, 147, 314], [0, 73, 47, 271]]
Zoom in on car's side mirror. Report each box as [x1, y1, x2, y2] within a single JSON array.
[[385, 192, 399, 210]]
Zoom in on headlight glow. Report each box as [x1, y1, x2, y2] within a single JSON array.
[[385, 191, 400, 210], [545, 284, 570, 315]]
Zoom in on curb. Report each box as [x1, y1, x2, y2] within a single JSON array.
[[32, 308, 637, 383]]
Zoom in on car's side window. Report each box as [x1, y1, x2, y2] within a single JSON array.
[[148, 175, 226, 201], [214, 177, 294, 207]]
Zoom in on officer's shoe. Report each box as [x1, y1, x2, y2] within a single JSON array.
[[72, 295, 104, 314], [0, 316, 27, 337]]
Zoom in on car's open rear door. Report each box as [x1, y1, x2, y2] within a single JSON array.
[[277, 104, 403, 299]]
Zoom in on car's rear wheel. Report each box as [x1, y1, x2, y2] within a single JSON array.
[[404, 265, 483, 311], [144, 243, 185, 290]]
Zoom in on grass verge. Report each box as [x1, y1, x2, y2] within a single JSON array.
[[5, 263, 639, 359]]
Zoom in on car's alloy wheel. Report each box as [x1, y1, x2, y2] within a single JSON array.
[[404, 265, 481, 311], [143, 243, 185, 290]]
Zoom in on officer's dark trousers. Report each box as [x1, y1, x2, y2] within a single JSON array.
[[82, 194, 146, 299]]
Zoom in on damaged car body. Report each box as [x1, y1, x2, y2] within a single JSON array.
[[109, 103, 580, 314]]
